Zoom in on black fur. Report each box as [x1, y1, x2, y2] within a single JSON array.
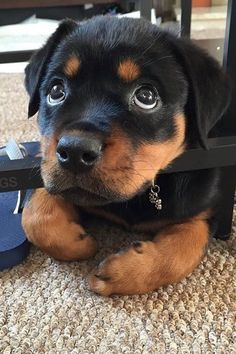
[[25, 16, 231, 234]]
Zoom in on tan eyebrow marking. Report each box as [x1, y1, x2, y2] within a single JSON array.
[[63, 55, 81, 77], [117, 58, 140, 82]]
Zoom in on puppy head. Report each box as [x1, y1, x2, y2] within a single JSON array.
[[25, 16, 231, 206]]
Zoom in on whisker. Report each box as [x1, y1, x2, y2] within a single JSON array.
[[28, 163, 41, 180], [142, 55, 173, 68], [136, 38, 158, 60]]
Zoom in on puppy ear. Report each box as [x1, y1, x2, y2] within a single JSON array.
[[172, 38, 231, 149], [25, 19, 78, 118]]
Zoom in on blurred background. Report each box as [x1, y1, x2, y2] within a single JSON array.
[[0, 0, 228, 73]]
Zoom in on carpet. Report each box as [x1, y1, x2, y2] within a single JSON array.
[[0, 74, 235, 354]]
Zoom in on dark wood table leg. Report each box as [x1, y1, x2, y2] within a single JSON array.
[[215, 166, 236, 239], [180, 0, 192, 37]]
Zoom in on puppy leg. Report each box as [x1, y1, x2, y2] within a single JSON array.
[[89, 214, 209, 295], [22, 188, 97, 261]]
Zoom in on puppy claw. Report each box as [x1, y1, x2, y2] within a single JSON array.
[[79, 233, 89, 240], [132, 240, 144, 253], [94, 273, 111, 281], [89, 273, 112, 296], [90, 281, 111, 296]]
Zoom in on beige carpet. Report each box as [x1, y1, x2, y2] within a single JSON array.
[[0, 73, 235, 354]]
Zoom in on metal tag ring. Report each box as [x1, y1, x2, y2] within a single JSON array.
[[150, 184, 160, 194]]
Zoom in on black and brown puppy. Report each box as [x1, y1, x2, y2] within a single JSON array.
[[22, 16, 230, 296]]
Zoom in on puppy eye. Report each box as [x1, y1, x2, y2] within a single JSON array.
[[133, 85, 159, 110], [47, 83, 66, 105]]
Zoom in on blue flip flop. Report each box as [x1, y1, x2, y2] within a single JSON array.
[[0, 140, 40, 271], [0, 191, 30, 270]]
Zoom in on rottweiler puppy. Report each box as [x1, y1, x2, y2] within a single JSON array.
[[22, 16, 231, 295]]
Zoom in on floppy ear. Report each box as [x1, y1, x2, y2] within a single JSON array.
[[25, 19, 78, 118], [171, 38, 231, 149]]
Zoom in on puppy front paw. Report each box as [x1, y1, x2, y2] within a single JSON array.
[[89, 241, 156, 296], [22, 188, 98, 261], [23, 214, 98, 261]]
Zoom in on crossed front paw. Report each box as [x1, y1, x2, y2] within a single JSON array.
[[89, 241, 159, 296]]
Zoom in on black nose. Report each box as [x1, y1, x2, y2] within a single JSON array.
[[56, 135, 102, 173]]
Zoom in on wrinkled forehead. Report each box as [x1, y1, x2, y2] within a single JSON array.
[[48, 24, 174, 82], [54, 51, 142, 83]]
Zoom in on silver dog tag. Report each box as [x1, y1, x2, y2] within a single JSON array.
[[149, 184, 162, 210]]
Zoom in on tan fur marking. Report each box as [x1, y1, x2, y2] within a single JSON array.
[[118, 58, 140, 82], [40, 134, 58, 158], [89, 213, 209, 295], [40, 134, 61, 187], [64, 55, 81, 77], [97, 113, 186, 197], [22, 188, 97, 261]]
